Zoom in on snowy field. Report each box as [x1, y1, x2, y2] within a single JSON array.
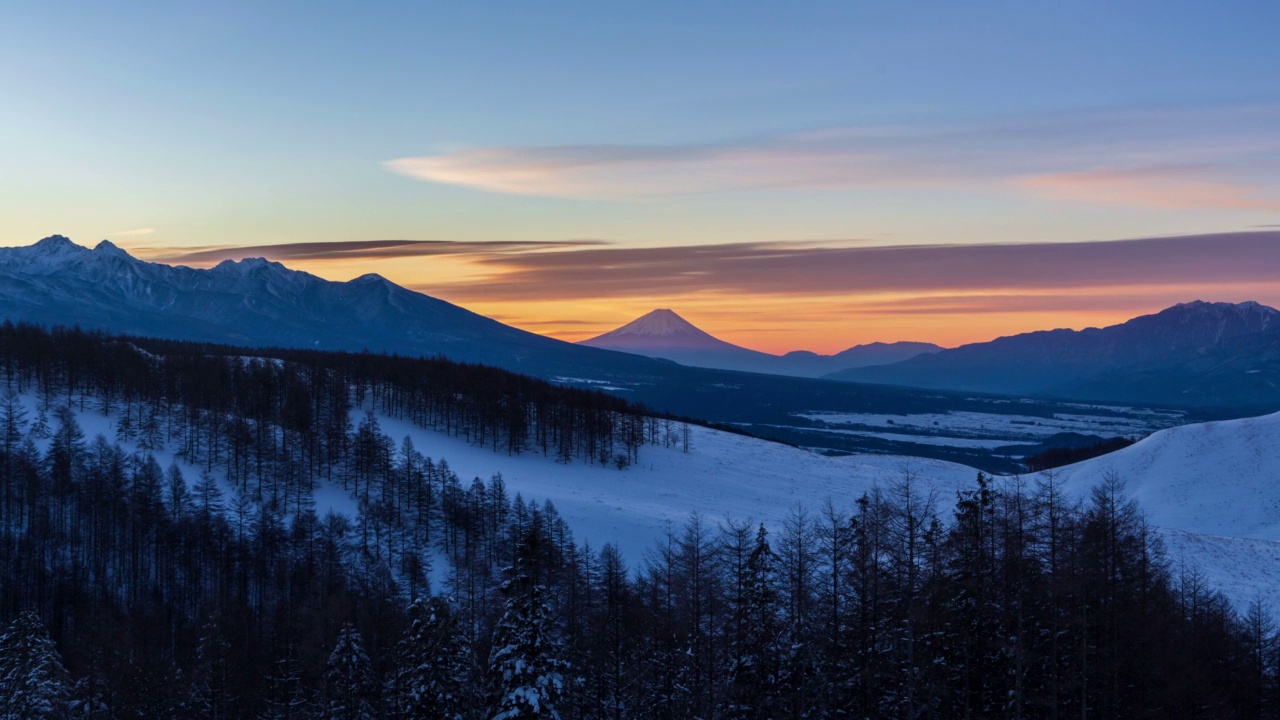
[[22, 393, 1280, 611]]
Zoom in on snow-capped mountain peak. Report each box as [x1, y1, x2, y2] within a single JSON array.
[[581, 308, 942, 376], [33, 234, 77, 252], [92, 239, 130, 257], [608, 309, 712, 338], [12, 235, 89, 270], [581, 309, 741, 351]]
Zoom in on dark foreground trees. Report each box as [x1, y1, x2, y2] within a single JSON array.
[[0, 324, 1276, 718]]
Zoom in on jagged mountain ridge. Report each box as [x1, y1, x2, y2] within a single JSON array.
[[829, 301, 1280, 406], [0, 235, 674, 381], [581, 308, 940, 377]]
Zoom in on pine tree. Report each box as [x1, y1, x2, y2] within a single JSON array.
[[191, 619, 233, 720], [488, 538, 568, 720], [392, 596, 471, 719], [0, 611, 70, 720], [324, 623, 377, 720], [260, 655, 314, 720], [723, 525, 782, 720]]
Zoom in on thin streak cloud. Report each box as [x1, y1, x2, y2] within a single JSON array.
[[424, 231, 1280, 302], [110, 227, 156, 237], [138, 239, 607, 265], [385, 105, 1280, 206], [1020, 165, 1280, 211]]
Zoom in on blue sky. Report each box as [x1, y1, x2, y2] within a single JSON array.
[[2, 1, 1279, 348]]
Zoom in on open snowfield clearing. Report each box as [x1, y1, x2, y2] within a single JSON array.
[[24, 392, 1280, 610], [368, 411, 979, 559], [372, 408, 1280, 609]]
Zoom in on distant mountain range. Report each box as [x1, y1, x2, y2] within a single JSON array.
[[829, 301, 1280, 407], [0, 235, 689, 383], [580, 308, 940, 377], [1, 234, 1274, 459]]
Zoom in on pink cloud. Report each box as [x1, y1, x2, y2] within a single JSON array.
[[420, 231, 1280, 302], [384, 105, 1280, 205], [1020, 165, 1280, 211]]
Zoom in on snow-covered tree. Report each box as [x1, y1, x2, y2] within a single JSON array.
[[0, 610, 70, 720], [323, 623, 377, 720], [488, 543, 568, 720], [391, 596, 471, 719]]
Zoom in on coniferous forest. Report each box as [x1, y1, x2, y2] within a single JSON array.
[[0, 323, 1277, 719]]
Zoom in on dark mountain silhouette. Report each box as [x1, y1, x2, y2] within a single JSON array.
[[0, 235, 673, 382], [829, 301, 1280, 406], [581, 308, 939, 377]]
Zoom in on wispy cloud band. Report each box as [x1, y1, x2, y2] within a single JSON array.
[[139, 239, 607, 265], [424, 231, 1280, 302], [385, 105, 1280, 209]]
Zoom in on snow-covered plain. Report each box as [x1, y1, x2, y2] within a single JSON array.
[[796, 407, 1184, 446]]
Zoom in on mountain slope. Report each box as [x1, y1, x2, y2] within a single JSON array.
[[0, 236, 673, 381], [829, 301, 1280, 406], [581, 308, 939, 377]]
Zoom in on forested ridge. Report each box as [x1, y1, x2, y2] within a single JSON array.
[[0, 323, 1277, 719]]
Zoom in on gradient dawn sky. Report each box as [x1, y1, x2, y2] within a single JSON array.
[[3, 1, 1280, 352]]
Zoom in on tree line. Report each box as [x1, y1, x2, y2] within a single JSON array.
[[0, 323, 1277, 718]]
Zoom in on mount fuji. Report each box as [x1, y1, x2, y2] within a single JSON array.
[[580, 308, 939, 377]]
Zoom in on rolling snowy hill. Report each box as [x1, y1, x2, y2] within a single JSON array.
[[1037, 411, 1280, 607], [373, 404, 1280, 609], [35, 380, 1280, 610]]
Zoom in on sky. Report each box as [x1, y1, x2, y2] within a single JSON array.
[[2, 1, 1279, 352]]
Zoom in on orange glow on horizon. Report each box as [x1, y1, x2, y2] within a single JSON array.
[[126, 245, 1280, 356]]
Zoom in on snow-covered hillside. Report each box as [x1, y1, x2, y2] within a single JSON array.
[[372, 408, 1280, 609], [29, 388, 1280, 611], [369, 412, 978, 556], [1039, 411, 1280, 607], [1045, 411, 1280, 543]]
